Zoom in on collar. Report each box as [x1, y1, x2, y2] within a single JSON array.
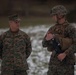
[[8, 29, 22, 37], [56, 20, 69, 26]]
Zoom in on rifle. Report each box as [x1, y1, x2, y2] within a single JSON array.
[[49, 37, 64, 55]]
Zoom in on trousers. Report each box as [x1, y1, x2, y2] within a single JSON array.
[[47, 64, 74, 75]]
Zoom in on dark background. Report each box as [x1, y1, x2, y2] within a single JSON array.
[[0, 0, 76, 28]]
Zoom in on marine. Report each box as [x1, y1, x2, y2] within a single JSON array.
[[42, 5, 76, 75], [0, 14, 32, 75]]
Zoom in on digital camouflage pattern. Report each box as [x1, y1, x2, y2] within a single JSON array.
[[50, 5, 67, 16], [8, 14, 21, 21], [0, 30, 32, 75], [42, 21, 76, 75]]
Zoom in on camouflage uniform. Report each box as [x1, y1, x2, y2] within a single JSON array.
[[0, 30, 32, 75], [42, 5, 76, 75]]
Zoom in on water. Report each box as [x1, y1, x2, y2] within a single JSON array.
[[0, 24, 76, 75]]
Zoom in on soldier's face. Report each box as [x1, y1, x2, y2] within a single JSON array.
[[9, 20, 20, 32]]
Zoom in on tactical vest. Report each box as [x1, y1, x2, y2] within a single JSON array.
[[48, 22, 72, 51]]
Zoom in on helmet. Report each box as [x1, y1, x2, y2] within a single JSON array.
[[50, 5, 67, 16]]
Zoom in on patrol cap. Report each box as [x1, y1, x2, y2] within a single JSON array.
[[8, 14, 21, 21]]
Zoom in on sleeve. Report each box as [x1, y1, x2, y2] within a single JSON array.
[[25, 35, 32, 59], [0, 35, 3, 59], [64, 25, 76, 55], [42, 37, 54, 52], [42, 27, 54, 52]]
